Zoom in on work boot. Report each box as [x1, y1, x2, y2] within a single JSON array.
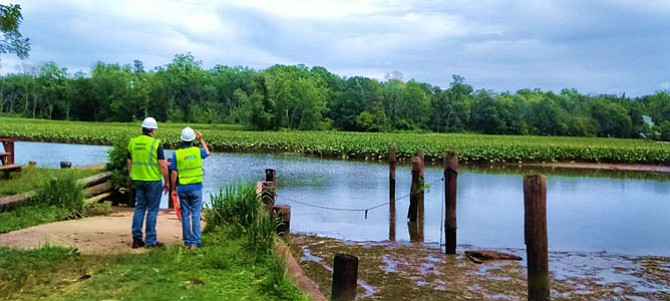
[[132, 239, 145, 249], [146, 242, 166, 248]]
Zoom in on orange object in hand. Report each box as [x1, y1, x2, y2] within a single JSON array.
[[171, 191, 182, 221]]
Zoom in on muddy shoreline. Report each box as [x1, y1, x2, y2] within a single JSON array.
[[288, 235, 670, 301]]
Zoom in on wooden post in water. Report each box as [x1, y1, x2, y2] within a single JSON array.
[[265, 168, 276, 182], [272, 204, 291, 236], [389, 144, 396, 241], [416, 149, 425, 163], [331, 254, 358, 301], [407, 156, 424, 222], [444, 151, 459, 254], [524, 174, 550, 301], [261, 183, 276, 213]]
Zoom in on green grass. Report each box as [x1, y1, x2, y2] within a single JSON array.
[[0, 204, 73, 233], [0, 167, 101, 233], [0, 225, 309, 301], [0, 183, 309, 301], [2, 116, 668, 164], [0, 166, 98, 197]]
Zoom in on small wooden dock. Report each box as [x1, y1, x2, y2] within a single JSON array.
[[0, 137, 21, 178]]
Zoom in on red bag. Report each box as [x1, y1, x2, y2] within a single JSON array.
[[171, 191, 182, 221]]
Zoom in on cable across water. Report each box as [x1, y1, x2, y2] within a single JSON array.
[[275, 177, 444, 219]]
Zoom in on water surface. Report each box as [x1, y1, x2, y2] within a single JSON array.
[[12, 141, 670, 256]]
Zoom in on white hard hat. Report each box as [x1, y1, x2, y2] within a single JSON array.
[[141, 117, 158, 129], [181, 127, 196, 142]]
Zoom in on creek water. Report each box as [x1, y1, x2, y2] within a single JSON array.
[[12, 141, 670, 256]]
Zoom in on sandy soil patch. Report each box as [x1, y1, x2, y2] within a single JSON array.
[[0, 207, 185, 254]]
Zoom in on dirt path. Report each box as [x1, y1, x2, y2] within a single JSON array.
[[0, 207, 185, 253]]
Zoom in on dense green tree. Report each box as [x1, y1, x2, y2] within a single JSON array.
[[259, 65, 328, 130], [1, 51, 669, 140], [37, 62, 68, 119], [0, 4, 29, 60], [431, 75, 473, 132]]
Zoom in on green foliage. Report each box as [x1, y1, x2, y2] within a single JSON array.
[[0, 245, 77, 298], [0, 4, 30, 60], [3, 117, 670, 164], [246, 211, 282, 257], [0, 166, 97, 197], [0, 231, 309, 301], [205, 183, 263, 230], [0, 204, 71, 233], [83, 201, 113, 216], [0, 47, 666, 138], [34, 173, 84, 218], [106, 136, 131, 197], [206, 183, 281, 258]]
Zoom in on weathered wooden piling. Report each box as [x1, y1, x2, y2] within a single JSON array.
[[259, 181, 275, 212], [331, 254, 358, 301], [265, 168, 276, 182], [407, 156, 424, 222], [524, 174, 550, 301], [416, 149, 425, 163], [273, 204, 291, 236], [260, 169, 277, 212], [389, 144, 396, 241], [444, 151, 459, 254]]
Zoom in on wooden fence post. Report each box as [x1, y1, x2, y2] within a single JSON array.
[[332, 254, 358, 301], [444, 151, 458, 254], [389, 144, 396, 241], [407, 156, 424, 222], [524, 174, 550, 301]]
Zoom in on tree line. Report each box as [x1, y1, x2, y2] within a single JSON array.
[[1, 53, 670, 139]]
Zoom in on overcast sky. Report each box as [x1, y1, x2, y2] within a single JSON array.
[[2, 0, 669, 96]]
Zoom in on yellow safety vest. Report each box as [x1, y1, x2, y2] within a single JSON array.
[[128, 135, 162, 181], [175, 146, 203, 185]]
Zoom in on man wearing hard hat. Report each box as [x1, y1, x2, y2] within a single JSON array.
[[170, 127, 210, 250], [127, 117, 170, 249]]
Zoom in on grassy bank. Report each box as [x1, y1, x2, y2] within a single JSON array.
[[0, 167, 104, 234], [2, 117, 669, 164], [0, 166, 98, 197], [0, 183, 309, 301], [0, 231, 308, 300]]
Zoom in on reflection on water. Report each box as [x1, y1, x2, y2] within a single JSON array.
[[13, 141, 670, 256]]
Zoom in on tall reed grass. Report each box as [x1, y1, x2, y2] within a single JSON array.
[[206, 183, 281, 257], [33, 173, 84, 218]]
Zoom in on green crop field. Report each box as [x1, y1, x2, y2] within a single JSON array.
[[1, 117, 669, 164]]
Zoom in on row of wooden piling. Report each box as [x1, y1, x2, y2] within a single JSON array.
[[261, 145, 549, 301], [391, 145, 549, 301]]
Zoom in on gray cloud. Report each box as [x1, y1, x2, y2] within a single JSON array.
[[2, 0, 667, 97]]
